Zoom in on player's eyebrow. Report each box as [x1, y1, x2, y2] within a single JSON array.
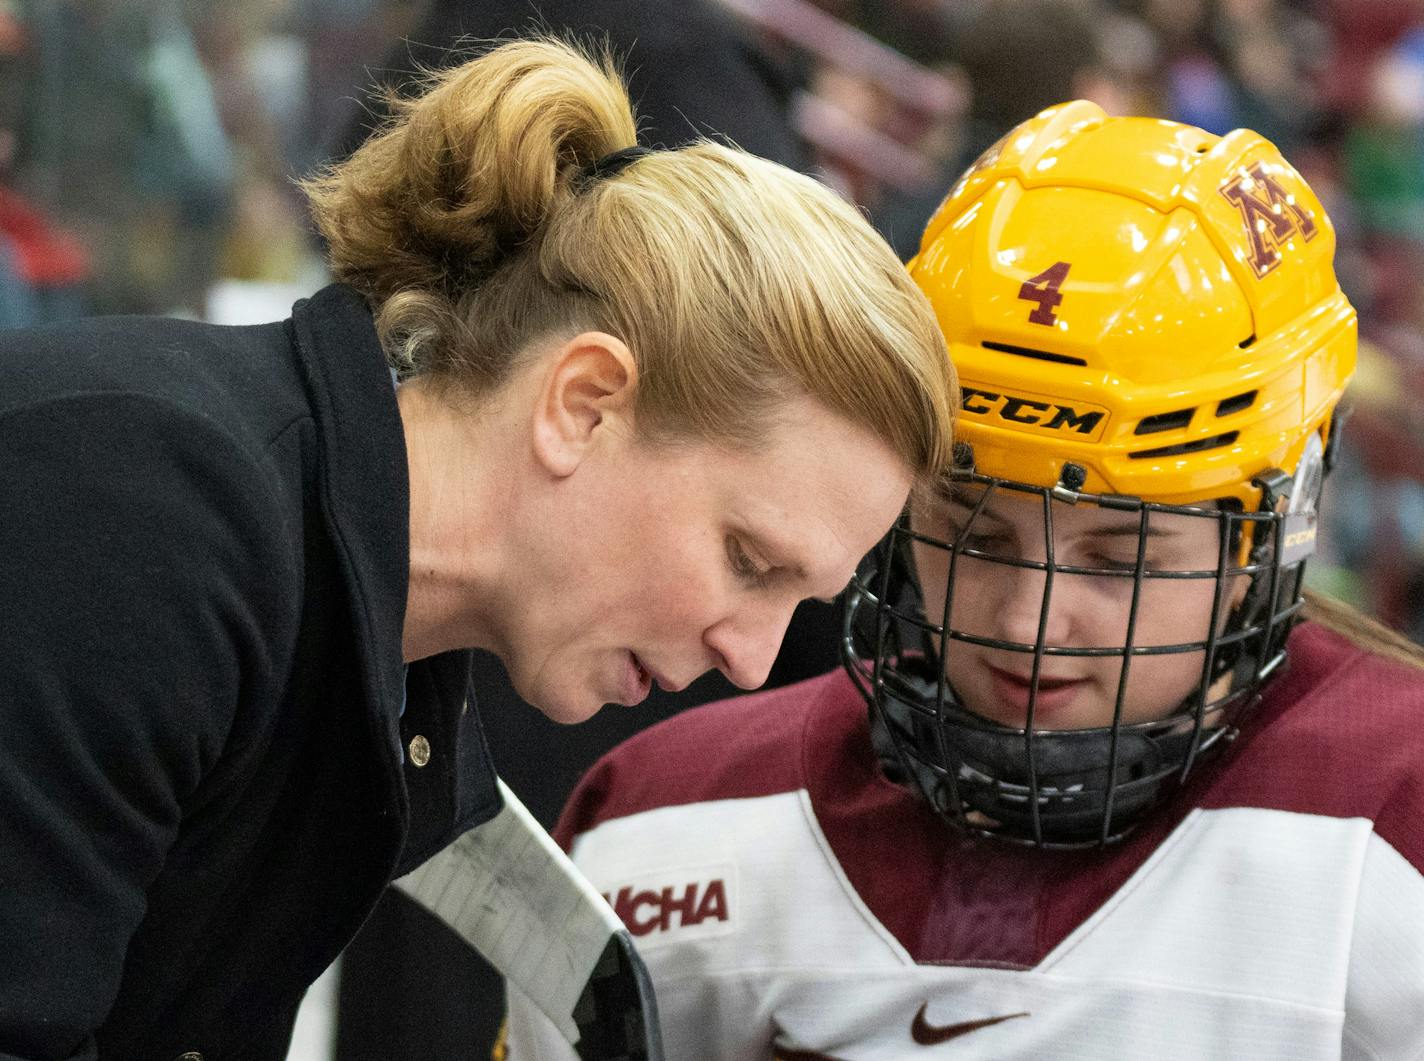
[[1087, 523, 1178, 539], [943, 494, 1011, 526], [940, 498, 1183, 544]]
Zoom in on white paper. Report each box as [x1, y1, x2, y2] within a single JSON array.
[[394, 779, 623, 1045]]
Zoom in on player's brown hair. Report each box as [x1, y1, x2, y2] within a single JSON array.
[[1300, 588, 1424, 670], [301, 38, 955, 481]]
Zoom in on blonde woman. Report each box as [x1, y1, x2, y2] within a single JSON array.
[[504, 103, 1424, 1060], [0, 40, 955, 1059]]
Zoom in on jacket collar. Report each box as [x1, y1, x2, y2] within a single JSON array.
[[288, 283, 411, 729], [287, 284, 500, 844]]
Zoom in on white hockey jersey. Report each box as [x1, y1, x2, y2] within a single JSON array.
[[503, 622, 1424, 1060]]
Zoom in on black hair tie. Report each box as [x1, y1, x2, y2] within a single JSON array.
[[575, 146, 653, 189]]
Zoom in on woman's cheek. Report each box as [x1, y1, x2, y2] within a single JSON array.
[[1121, 650, 1211, 723]]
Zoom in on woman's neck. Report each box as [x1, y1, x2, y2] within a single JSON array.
[[397, 379, 524, 662]]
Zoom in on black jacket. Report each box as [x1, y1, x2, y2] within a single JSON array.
[[0, 283, 502, 1060]]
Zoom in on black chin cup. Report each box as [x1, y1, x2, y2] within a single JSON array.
[[873, 673, 1233, 845]]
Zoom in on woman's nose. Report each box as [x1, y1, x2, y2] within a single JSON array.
[[704, 601, 795, 690], [988, 562, 1075, 649]]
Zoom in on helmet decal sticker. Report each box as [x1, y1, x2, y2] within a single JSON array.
[[959, 385, 1109, 440], [1219, 162, 1319, 278], [1018, 261, 1072, 325], [1280, 431, 1325, 565]]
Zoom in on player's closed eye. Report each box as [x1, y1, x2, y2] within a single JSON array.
[[949, 524, 1013, 554], [1081, 550, 1141, 573]]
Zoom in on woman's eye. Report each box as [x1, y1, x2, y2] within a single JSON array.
[[728, 538, 772, 587], [953, 528, 1009, 552], [1087, 552, 1142, 572]]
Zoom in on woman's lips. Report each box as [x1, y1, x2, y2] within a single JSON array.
[[986, 664, 1089, 724], [631, 657, 691, 696], [622, 651, 652, 706]]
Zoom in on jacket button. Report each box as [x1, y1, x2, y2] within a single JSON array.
[[175, 1053, 204, 1061], [408, 734, 431, 767]]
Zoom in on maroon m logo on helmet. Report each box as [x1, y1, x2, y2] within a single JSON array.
[[1219, 162, 1318, 278]]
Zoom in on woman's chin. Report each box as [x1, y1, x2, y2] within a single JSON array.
[[541, 702, 602, 725], [523, 682, 604, 725]]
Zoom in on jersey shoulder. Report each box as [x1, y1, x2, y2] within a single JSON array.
[[553, 669, 860, 847], [1203, 620, 1424, 866]]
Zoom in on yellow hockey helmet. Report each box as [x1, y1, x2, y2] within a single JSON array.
[[910, 99, 1356, 510]]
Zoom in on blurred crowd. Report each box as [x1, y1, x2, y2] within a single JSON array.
[[1, 0, 1420, 626]]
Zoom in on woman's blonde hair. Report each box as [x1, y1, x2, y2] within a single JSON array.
[[301, 38, 955, 481], [1301, 588, 1424, 670]]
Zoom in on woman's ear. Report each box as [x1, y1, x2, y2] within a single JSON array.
[[530, 331, 639, 478]]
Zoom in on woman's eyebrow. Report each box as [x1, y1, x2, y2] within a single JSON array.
[[941, 500, 1182, 539], [943, 496, 1011, 525], [1088, 523, 1177, 539]]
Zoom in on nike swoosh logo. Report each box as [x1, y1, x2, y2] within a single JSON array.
[[911, 1002, 1031, 1044]]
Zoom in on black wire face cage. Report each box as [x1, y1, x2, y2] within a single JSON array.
[[842, 463, 1316, 849]]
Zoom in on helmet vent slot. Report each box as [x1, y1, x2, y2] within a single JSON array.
[[1215, 390, 1258, 417], [1134, 408, 1196, 435], [981, 341, 1088, 366], [1128, 431, 1239, 459], [1239, 334, 1257, 348]]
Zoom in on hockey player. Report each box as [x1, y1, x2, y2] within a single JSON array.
[[501, 101, 1424, 1060]]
